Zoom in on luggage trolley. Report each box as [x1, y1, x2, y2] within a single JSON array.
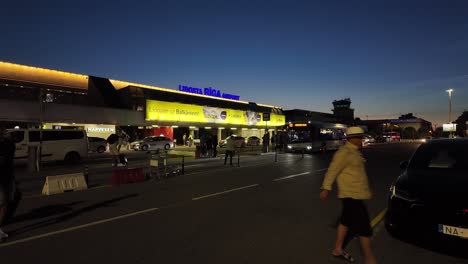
[[149, 151, 182, 180]]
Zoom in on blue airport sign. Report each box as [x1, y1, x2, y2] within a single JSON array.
[[179, 85, 240, 101]]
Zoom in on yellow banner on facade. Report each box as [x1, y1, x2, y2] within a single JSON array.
[[146, 100, 285, 127]]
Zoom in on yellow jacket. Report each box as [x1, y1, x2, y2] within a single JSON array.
[[321, 142, 372, 200]]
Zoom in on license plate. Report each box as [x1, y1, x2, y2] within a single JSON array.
[[439, 224, 468, 239]]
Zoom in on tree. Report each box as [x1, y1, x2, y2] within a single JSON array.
[[399, 113, 417, 120], [455, 110, 468, 137], [403, 127, 417, 139], [433, 127, 444, 138], [418, 126, 430, 138]]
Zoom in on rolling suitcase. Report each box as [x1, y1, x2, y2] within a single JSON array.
[[119, 153, 128, 166]]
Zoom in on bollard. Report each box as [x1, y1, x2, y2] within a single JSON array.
[[27, 145, 39, 172], [181, 156, 185, 175], [84, 164, 89, 186], [237, 150, 240, 167]]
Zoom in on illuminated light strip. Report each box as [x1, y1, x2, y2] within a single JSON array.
[[110, 79, 252, 104], [110, 79, 282, 108], [0, 77, 88, 91], [0, 61, 88, 79], [0, 61, 89, 90], [0, 61, 283, 109]]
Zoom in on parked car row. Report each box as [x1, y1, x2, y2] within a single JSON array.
[[362, 134, 376, 147], [90, 135, 177, 153], [218, 135, 262, 148], [130, 136, 174, 151]]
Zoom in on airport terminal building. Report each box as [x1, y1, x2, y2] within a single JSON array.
[[0, 61, 285, 143]]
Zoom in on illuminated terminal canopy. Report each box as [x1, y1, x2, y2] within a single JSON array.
[[0, 61, 281, 109], [0, 61, 88, 90], [146, 100, 285, 127]]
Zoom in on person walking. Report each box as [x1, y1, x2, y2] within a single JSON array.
[[262, 132, 270, 153], [224, 136, 235, 166], [212, 134, 218, 158], [0, 127, 16, 242], [107, 133, 120, 167], [206, 135, 213, 157], [182, 133, 187, 146], [188, 134, 194, 147], [320, 127, 376, 264]]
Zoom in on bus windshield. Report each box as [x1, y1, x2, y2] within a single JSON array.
[[288, 128, 311, 143], [287, 124, 346, 143]]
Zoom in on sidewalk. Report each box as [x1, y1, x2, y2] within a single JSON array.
[[14, 149, 283, 197]]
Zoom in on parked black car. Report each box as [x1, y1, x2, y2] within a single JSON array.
[[385, 139, 468, 244]]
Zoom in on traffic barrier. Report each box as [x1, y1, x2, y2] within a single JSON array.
[[42, 172, 88, 195], [112, 167, 146, 186]]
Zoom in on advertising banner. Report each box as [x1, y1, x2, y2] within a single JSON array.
[[443, 123, 456, 132], [146, 100, 285, 127]]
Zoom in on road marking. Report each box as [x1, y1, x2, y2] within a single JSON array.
[[273, 172, 311, 182], [192, 184, 259, 201], [316, 168, 328, 172], [0, 207, 160, 248], [371, 208, 387, 228]]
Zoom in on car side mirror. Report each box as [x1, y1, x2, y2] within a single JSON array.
[[400, 161, 409, 170]]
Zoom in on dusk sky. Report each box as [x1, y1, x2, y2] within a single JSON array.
[[1, 0, 467, 126]]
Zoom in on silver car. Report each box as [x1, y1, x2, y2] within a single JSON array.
[[131, 136, 174, 151], [88, 136, 107, 153]]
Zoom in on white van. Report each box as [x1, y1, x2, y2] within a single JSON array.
[[7, 129, 88, 163]]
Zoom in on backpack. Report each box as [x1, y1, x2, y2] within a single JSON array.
[[107, 134, 119, 144]]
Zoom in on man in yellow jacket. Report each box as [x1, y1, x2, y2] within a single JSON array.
[[320, 127, 376, 264]]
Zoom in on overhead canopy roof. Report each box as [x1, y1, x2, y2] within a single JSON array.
[[0, 61, 282, 111]]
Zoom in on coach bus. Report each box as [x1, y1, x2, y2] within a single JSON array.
[[285, 121, 347, 153]]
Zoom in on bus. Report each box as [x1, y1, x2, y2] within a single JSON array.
[[285, 121, 347, 153]]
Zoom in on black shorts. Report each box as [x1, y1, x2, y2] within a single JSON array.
[[340, 198, 373, 237]]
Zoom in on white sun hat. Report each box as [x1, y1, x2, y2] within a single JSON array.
[[346, 126, 365, 137]]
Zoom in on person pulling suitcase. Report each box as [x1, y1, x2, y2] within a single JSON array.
[[107, 133, 127, 167]]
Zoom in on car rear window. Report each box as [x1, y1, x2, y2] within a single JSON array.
[[409, 142, 468, 170], [9, 131, 25, 143]]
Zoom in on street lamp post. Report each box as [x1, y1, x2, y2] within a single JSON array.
[[446, 89, 454, 138]]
